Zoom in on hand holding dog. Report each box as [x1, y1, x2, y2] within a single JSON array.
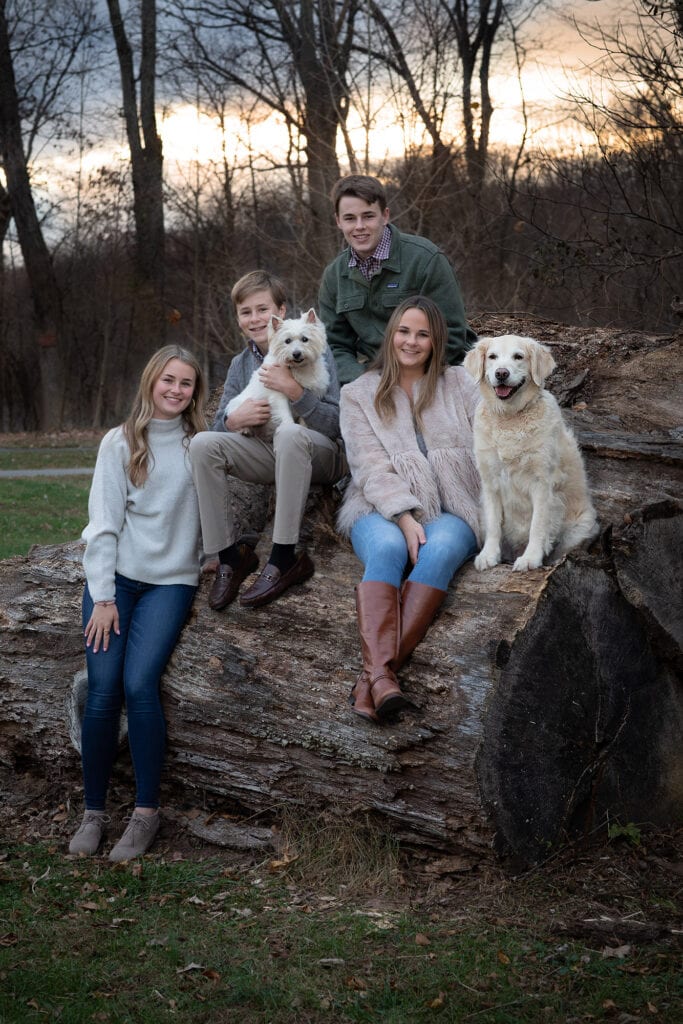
[[258, 362, 304, 402], [398, 512, 426, 565], [226, 398, 272, 432]]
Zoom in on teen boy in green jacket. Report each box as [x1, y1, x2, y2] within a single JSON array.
[[319, 174, 476, 386]]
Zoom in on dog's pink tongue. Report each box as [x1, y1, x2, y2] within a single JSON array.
[[495, 385, 514, 398]]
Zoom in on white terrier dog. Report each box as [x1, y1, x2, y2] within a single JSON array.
[[464, 334, 598, 571], [227, 308, 330, 437]]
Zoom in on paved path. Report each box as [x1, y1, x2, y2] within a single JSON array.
[[0, 467, 94, 478]]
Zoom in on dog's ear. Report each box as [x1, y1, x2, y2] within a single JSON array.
[[304, 307, 318, 325], [268, 314, 284, 336], [463, 339, 487, 382], [528, 340, 556, 385]]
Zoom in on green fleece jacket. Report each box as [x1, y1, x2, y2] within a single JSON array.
[[318, 223, 476, 385]]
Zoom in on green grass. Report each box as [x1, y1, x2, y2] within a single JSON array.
[[0, 844, 679, 1024], [0, 449, 97, 471], [0, 438, 97, 558], [0, 478, 90, 559]]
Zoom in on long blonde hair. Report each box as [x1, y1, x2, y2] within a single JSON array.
[[373, 296, 447, 429], [123, 345, 207, 486]]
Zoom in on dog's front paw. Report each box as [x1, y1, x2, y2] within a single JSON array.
[[474, 547, 500, 571], [512, 551, 543, 571]]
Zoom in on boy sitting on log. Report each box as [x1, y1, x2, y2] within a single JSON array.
[[189, 271, 346, 610]]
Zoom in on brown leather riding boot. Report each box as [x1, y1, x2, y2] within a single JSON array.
[[393, 581, 447, 671], [348, 672, 378, 724], [355, 581, 407, 718]]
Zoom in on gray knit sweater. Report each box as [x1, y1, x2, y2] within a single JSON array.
[[82, 417, 202, 602], [338, 367, 482, 541]]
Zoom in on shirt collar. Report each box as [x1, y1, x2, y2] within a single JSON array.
[[348, 224, 392, 279], [247, 338, 266, 363]]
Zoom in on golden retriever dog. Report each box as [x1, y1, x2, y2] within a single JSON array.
[[464, 335, 598, 571]]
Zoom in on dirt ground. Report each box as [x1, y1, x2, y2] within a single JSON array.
[[2, 761, 681, 952]]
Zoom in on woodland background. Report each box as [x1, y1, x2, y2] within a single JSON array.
[[0, 0, 681, 431]]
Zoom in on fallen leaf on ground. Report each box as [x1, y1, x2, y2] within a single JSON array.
[[268, 852, 299, 872]]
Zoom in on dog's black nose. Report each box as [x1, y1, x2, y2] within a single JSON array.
[[495, 368, 509, 382], [291, 352, 303, 361]]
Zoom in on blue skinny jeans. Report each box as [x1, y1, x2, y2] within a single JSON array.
[[81, 573, 196, 810], [350, 511, 477, 591]]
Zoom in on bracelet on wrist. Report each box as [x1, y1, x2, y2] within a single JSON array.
[[95, 600, 115, 607]]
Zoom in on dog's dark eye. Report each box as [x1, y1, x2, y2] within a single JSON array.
[[300, 335, 308, 343], [513, 353, 524, 360], [488, 352, 497, 360]]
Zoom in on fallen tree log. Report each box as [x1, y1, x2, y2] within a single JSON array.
[[0, 322, 681, 867]]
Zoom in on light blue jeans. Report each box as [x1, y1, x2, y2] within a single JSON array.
[[350, 512, 477, 590]]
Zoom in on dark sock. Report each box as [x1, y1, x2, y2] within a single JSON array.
[[268, 543, 297, 573], [218, 544, 241, 568]]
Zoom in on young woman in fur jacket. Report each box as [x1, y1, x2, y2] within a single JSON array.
[[338, 296, 481, 723]]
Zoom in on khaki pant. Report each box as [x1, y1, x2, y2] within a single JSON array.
[[189, 423, 346, 554]]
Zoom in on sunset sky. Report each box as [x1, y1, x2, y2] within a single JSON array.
[[161, 1, 629, 165], [23, 0, 637, 237]]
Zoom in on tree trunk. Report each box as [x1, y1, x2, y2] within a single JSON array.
[[302, 97, 342, 263], [107, 0, 165, 345], [456, 0, 503, 198], [0, 3, 64, 430], [283, 0, 351, 265], [0, 321, 681, 867]]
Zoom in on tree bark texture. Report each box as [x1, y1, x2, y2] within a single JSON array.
[[0, 324, 681, 867]]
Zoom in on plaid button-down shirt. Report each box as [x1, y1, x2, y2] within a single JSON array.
[[348, 225, 392, 280], [247, 338, 265, 363]]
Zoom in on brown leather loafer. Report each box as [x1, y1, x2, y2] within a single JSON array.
[[240, 551, 315, 608], [208, 543, 259, 610]]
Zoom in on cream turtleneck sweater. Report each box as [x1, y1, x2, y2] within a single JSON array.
[[82, 416, 202, 603]]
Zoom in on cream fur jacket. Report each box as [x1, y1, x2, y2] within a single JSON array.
[[338, 367, 482, 542]]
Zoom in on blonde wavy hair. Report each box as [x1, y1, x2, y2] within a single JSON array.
[[123, 345, 207, 486], [372, 296, 447, 430]]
